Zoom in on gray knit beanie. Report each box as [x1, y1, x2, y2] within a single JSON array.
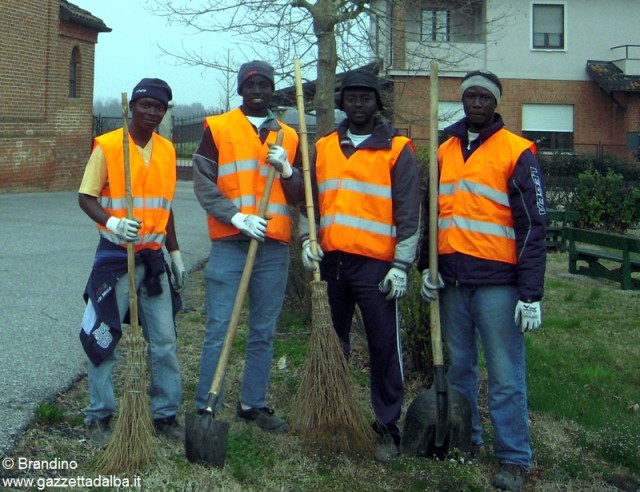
[[460, 70, 502, 104]]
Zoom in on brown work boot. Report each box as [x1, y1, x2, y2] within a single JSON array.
[[492, 463, 527, 491]]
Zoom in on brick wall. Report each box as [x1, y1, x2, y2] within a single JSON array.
[[0, 0, 99, 192], [390, 74, 640, 153]]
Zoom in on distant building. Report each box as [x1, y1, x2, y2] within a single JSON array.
[[372, 0, 640, 157], [276, 1, 640, 159], [0, 1, 110, 192]]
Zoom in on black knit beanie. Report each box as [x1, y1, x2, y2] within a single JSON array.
[[339, 70, 383, 110], [130, 78, 172, 109]]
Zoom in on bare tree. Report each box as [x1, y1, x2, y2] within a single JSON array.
[[147, 0, 510, 135], [147, 0, 373, 135]]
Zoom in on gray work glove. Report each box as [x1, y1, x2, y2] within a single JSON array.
[[106, 216, 141, 242], [379, 267, 408, 300], [301, 238, 324, 271], [421, 269, 444, 301], [266, 144, 293, 178], [169, 250, 187, 292], [514, 300, 542, 333], [231, 212, 268, 242]]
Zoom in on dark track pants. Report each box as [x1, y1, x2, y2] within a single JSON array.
[[320, 251, 404, 427]]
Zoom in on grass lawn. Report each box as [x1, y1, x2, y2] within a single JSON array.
[[2, 250, 639, 491]]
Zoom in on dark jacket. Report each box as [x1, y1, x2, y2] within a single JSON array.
[[80, 238, 181, 366], [418, 114, 547, 301], [306, 116, 421, 269]]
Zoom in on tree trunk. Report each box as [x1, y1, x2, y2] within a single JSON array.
[[313, 15, 338, 138]]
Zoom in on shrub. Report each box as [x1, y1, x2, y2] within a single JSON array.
[[285, 210, 312, 325], [574, 170, 640, 233], [541, 153, 640, 231], [399, 270, 433, 382]]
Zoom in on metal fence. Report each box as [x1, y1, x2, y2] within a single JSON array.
[[407, 137, 636, 162], [94, 114, 638, 180], [172, 112, 209, 159], [92, 115, 121, 139]]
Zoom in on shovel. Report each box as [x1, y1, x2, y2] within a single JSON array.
[[185, 131, 283, 468], [401, 62, 472, 458]]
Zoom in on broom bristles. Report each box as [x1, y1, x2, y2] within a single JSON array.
[[95, 333, 155, 474], [290, 280, 374, 456]]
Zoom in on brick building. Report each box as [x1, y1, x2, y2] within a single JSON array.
[[275, 1, 640, 160], [0, 0, 109, 192], [371, 0, 640, 157]]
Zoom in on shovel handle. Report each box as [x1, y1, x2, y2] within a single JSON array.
[[429, 61, 449, 450], [206, 131, 284, 411], [428, 62, 444, 367]]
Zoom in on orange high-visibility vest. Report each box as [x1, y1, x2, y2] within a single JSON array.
[[437, 129, 535, 264], [95, 129, 176, 252], [315, 132, 411, 262], [205, 109, 298, 243]]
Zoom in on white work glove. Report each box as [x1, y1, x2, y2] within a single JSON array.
[[230, 212, 268, 242], [301, 238, 324, 271], [169, 250, 187, 292], [106, 216, 141, 242], [421, 269, 445, 302], [379, 267, 408, 300], [514, 300, 542, 333], [266, 144, 293, 179]]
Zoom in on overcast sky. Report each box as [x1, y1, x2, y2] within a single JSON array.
[[77, 0, 236, 109]]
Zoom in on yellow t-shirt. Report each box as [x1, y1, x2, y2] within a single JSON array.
[[78, 139, 153, 197]]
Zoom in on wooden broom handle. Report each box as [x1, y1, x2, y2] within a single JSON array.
[[122, 92, 140, 338], [293, 59, 321, 282]]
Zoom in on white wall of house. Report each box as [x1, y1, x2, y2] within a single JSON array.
[[489, 0, 640, 81], [374, 0, 640, 80]]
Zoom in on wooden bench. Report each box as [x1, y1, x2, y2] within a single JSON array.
[[562, 227, 640, 290], [546, 210, 580, 251]]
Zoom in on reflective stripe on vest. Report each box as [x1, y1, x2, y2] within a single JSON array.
[[205, 109, 299, 242], [437, 129, 534, 264], [316, 132, 410, 262], [95, 129, 176, 252]]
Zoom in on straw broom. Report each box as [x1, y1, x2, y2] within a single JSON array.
[[289, 59, 373, 455], [96, 93, 155, 473]]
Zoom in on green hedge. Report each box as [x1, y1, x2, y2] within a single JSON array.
[[541, 153, 640, 233]]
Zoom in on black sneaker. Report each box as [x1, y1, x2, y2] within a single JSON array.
[[372, 422, 400, 463], [492, 463, 527, 492], [86, 417, 112, 448], [237, 403, 289, 434], [153, 416, 185, 443]]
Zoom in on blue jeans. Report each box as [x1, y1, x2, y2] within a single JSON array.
[[85, 264, 182, 425], [196, 239, 289, 411], [439, 284, 532, 469]]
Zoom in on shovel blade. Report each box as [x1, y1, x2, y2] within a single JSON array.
[[401, 386, 472, 459], [185, 411, 230, 468]]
